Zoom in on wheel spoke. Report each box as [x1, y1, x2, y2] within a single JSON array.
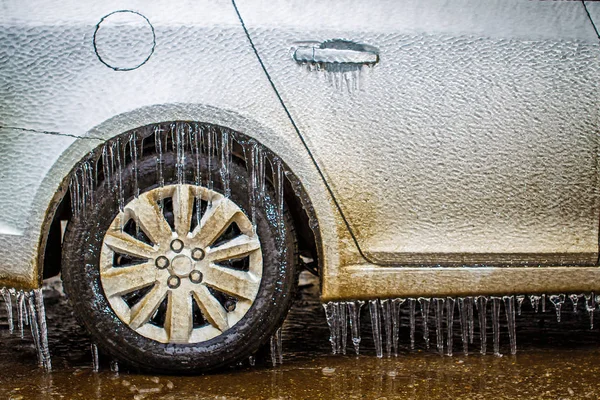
[[203, 263, 260, 300], [127, 195, 172, 245], [165, 289, 193, 343], [129, 284, 168, 330], [173, 185, 194, 237], [101, 262, 159, 297], [208, 234, 261, 262], [192, 286, 229, 332], [104, 229, 157, 259], [190, 199, 243, 247]]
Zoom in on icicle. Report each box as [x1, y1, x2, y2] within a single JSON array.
[[433, 298, 444, 355], [129, 131, 139, 198], [458, 298, 469, 356], [348, 301, 364, 355], [380, 299, 393, 357], [1, 287, 14, 334], [91, 343, 99, 372], [154, 126, 165, 208], [175, 122, 186, 185], [529, 295, 540, 313], [323, 302, 339, 354], [408, 298, 416, 350], [585, 293, 595, 329], [17, 291, 25, 338], [476, 296, 488, 355], [248, 143, 258, 228], [220, 129, 231, 198], [206, 126, 214, 193], [25, 290, 51, 370], [445, 297, 455, 356], [339, 302, 347, 355], [369, 300, 383, 358], [114, 138, 125, 213], [467, 297, 474, 344], [110, 360, 119, 373], [270, 327, 283, 366], [191, 125, 203, 226], [249, 355, 256, 366], [541, 294, 546, 313], [549, 294, 565, 323], [391, 298, 405, 357], [569, 294, 579, 313], [516, 295, 525, 316], [418, 297, 430, 349], [491, 297, 501, 357], [503, 296, 517, 355]]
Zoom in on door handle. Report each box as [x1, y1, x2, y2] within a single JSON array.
[[293, 44, 378, 65]]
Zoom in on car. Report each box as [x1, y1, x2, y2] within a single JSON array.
[[0, 0, 599, 373]]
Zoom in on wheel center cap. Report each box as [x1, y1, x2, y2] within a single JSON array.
[[171, 255, 193, 276]]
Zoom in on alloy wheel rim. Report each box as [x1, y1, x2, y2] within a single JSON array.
[[99, 184, 263, 344]]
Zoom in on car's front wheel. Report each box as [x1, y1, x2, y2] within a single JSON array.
[[62, 147, 297, 373]]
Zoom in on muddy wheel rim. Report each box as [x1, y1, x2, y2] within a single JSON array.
[[99, 184, 263, 344]]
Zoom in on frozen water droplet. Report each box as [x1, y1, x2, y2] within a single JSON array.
[[529, 295, 540, 313], [270, 327, 283, 366], [418, 297, 431, 350], [458, 298, 469, 356], [348, 300, 364, 355], [408, 298, 416, 350], [1, 287, 14, 334], [391, 298, 405, 357], [503, 296, 517, 355], [476, 296, 488, 355], [434, 298, 444, 356], [380, 299, 393, 357], [446, 297, 455, 356], [569, 294, 579, 313], [491, 297, 502, 357], [549, 294, 565, 323], [323, 302, 339, 354], [91, 343, 99, 372], [585, 293, 595, 329], [369, 300, 383, 358], [541, 294, 546, 313], [516, 295, 525, 316]]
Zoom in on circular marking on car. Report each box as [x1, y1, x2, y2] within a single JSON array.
[[93, 10, 155, 71], [99, 184, 263, 344]]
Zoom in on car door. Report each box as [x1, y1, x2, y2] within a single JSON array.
[[236, 0, 600, 266]]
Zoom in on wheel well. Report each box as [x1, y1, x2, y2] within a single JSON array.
[[43, 121, 321, 279]]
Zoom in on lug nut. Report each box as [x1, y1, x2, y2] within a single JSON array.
[[225, 300, 236, 312], [189, 270, 203, 284], [191, 248, 205, 261], [155, 256, 169, 269], [167, 275, 181, 289], [170, 239, 184, 253]]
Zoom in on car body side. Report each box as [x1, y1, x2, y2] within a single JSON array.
[[0, 0, 357, 291], [1, 0, 599, 301]]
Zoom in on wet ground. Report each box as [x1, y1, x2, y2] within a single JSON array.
[[2, 272, 600, 399]]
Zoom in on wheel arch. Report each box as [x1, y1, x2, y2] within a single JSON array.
[[35, 103, 328, 287]]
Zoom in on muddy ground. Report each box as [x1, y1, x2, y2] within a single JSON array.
[[2, 272, 600, 399]]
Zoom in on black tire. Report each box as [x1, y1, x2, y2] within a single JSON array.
[[62, 149, 298, 373]]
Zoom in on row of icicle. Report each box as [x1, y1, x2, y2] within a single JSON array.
[[325, 293, 600, 358], [0, 287, 51, 370]]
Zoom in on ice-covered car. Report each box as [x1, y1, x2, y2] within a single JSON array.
[[0, 0, 599, 373]]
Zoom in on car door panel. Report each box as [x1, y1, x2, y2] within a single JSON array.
[[237, 0, 600, 266]]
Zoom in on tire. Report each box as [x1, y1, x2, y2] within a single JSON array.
[[62, 149, 298, 373]]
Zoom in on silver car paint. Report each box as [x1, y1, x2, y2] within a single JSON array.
[[0, 0, 350, 288], [238, 0, 600, 266]]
